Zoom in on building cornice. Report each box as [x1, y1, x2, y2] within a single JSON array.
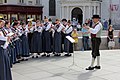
[[60, 0, 101, 4]]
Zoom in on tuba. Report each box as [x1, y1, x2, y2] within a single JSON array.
[[27, 18, 33, 30]]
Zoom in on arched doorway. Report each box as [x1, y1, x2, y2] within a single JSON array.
[[71, 7, 83, 25]]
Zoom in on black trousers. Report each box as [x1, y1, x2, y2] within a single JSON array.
[[91, 38, 101, 58]]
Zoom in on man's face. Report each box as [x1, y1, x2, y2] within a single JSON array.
[[62, 21, 67, 25], [93, 18, 99, 23], [56, 20, 59, 24], [7, 22, 10, 28], [1, 21, 5, 27], [44, 19, 48, 23]]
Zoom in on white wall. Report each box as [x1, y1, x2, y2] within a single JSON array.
[[7, 0, 18, 4], [101, 0, 120, 26], [101, 0, 110, 20], [42, 0, 49, 19]]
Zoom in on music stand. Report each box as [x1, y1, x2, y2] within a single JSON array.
[[66, 36, 80, 70]]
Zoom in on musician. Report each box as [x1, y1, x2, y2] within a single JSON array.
[[0, 20, 12, 80], [63, 20, 73, 56], [42, 18, 52, 57], [53, 19, 65, 56], [31, 20, 43, 58], [61, 19, 67, 52], [11, 22, 22, 64], [86, 15, 103, 70], [20, 22, 30, 61], [4, 20, 15, 67], [27, 19, 34, 53]]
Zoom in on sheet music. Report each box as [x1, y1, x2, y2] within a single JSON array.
[[0, 36, 7, 41], [6, 32, 14, 37], [66, 36, 75, 43]]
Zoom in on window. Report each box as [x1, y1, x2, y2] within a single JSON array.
[[4, 0, 7, 3], [28, 1, 33, 5], [19, 0, 24, 3], [36, 0, 40, 5], [49, 0, 56, 16]]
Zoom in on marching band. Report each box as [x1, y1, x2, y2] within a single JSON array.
[[0, 18, 74, 66], [0, 17, 74, 80]]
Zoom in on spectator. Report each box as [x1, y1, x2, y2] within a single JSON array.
[[107, 25, 115, 49], [77, 23, 81, 31], [109, 18, 111, 25], [71, 29, 79, 51], [118, 31, 120, 48], [81, 24, 90, 50], [89, 19, 93, 27], [103, 20, 108, 30]]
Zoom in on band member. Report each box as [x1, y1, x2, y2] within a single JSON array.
[[86, 15, 103, 70], [11, 22, 22, 64], [4, 20, 15, 67], [20, 22, 30, 60], [53, 19, 65, 56], [63, 20, 73, 56], [31, 20, 43, 58], [27, 19, 34, 53], [0, 20, 12, 80], [61, 19, 68, 52], [42, 18, 52, 57]]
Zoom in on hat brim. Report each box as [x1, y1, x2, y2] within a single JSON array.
[[92, 17, 101, 19]]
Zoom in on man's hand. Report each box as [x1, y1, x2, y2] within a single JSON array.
[[7, 36, 11, 42], [85, 26, 90, 29]]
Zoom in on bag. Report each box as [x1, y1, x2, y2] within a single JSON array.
[[108, 41, 115, 48]]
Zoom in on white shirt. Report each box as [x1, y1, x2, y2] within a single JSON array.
[[57, 24, 65, 32], [45, 22, 52, 31], [0, 31, 8, 49], [64, 26, 73, 34], [90, 22, 102, 34], [37, 27, 43, 33]]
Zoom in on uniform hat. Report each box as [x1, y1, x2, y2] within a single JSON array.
[[27, 18, 33, 21], [62, 19, 67, 22], [92, 15, 101, 19]]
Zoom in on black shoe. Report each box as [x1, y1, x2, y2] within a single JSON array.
[[32, 56, 34, 58], [64, 54, 72, 57], [86, 66, 94, 70], [46, 54, 50, 57], [24, 59, 28, 61], [57, 54, 61, 56], [41, 54, 46, 57], [54, 54, 58, 56], [21, 59, 25, 61], [15, 61, 20, 64], [54, 54, 61, 56], [94, 66, 101, 69], [36, 56, 39, 58], [37, 53, 40, 55]]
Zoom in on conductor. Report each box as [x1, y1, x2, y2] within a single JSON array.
[[86, 15, 103, 70]]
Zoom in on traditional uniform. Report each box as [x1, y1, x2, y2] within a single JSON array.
[[0, 27, 12, 80], [20, 26, 30, 59], [4, 27, 15, 67], [43, 22, 52, 56], [53, 23, 64, 56], [27, 24, 34, 53], [86, 15, 103, 70], [31, 25, 43, 57], [64, 25, 73, 56], [11, 27, 22, 62]]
